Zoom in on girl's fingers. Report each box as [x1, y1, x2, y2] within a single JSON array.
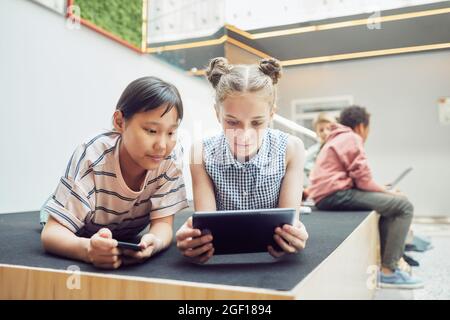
[[268, 245, 285, 258], [176, 227, 202, 242], [274, 234, 298, 253], [122, 246, 154, 260], [93, 254, 120, 265], [91, 234, 118, 251], [296, 222, 309, 241], [90, 247, 122, 258], [276, 227, 307, 250], [275, 228, 298, 247], [283, 223, 309, 241], [110, 247, 122, 256], [98, 247, 122, 256], [94, 258, 122, 269], [186, 217, 193, 228], [175, 217, 199, 241], [177, 234, 213, 251], [196, 248, 214, 264], [121, 249, 142, 259], [139, 234, 155, 248], [183, 243, 213, 258], [282, 223, 302, 237]]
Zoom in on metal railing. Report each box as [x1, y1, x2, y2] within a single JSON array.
[[273, 114, 318, 141]]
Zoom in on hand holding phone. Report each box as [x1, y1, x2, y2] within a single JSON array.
[[119, 234, 164, 266], [117, 241, 142, 251]]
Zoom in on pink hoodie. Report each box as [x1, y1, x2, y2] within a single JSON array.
[[308, 123, 384, 204]]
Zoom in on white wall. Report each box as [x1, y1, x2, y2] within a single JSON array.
[[277, 50, 450, 216], [2, 0, 448, 217], [0, 0, 220, 214]]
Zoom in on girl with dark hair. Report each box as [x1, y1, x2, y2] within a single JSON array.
[[41, 76, 188, 269]]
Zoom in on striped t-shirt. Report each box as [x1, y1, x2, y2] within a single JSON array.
[[43, 131, 188, 240]]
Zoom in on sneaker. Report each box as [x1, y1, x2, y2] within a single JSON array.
[[379, 269, 424, 289], [397, 257, 412, 274], [405, 235, 433, 252], [403, 253, 420, 267]]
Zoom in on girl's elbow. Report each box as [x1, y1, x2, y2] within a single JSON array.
[[40, 227, 51, 252], [40, 225, 57, 253]]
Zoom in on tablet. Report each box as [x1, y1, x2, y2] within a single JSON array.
[[192, 208, 296, 255], [386, 167, 413, 190]]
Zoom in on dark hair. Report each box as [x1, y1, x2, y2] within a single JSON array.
[[339, 105, 370, 129], [116, 76, 183, 120]]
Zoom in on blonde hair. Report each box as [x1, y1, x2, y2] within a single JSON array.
[[313, 112, 336, 129], [205, 57, 282, 110]]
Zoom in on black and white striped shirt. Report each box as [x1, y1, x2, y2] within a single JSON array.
[[43, 131, 188, 240]]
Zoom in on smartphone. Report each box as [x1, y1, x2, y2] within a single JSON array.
[[117, 241, 142, 251], [386, 167, 413, 190]]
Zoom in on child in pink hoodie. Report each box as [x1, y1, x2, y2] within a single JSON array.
[[309, 106, 423, 289]]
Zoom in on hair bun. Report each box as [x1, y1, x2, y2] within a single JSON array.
[[205, 57, 232, 88], [259, 58, 282, 84]]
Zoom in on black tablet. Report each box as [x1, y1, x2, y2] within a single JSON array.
[[192, 208, 296, 255], [386, 167, 413, 190]]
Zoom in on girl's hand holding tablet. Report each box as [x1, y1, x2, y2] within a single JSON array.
[[176, 217, 214, 264], [269, 220, 309, 258]]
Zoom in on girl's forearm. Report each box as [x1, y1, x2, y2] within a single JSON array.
[[41, 220, 90, 263], [148, 221, 173, 252]]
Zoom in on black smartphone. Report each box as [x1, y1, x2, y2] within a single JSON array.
[[386, 167, 413, 190], [117, 241, 142, 251]]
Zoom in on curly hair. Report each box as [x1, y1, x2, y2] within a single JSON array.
[[339, 105, 370, 129]]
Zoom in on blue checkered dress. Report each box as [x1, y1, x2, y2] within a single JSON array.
[[203, 128, 289, 210]]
